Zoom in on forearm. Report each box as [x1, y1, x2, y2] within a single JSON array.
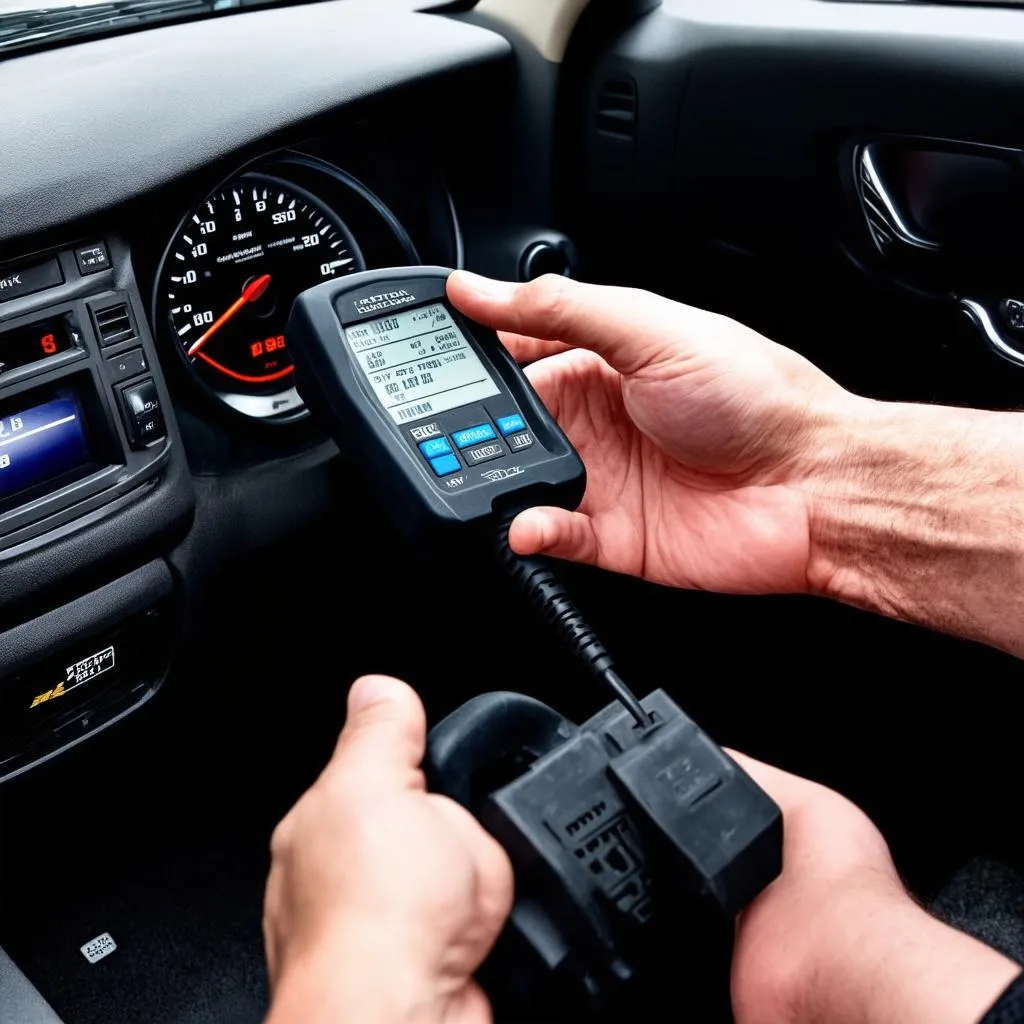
[[805, 398, 1024, 657]]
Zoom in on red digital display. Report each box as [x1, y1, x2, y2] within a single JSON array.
[[249, 334, 286, 360], [0, 317, 74, 376]]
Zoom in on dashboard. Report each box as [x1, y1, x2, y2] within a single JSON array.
[[5, 0, 1022, 789], [0, 0, 530, 782]]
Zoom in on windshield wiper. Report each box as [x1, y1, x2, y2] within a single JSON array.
[[0, 0, 255, 55]]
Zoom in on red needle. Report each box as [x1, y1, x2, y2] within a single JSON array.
[[186, 273, 272, 357]]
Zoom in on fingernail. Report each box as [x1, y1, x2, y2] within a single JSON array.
[[452, 270, 515, 299], [348, 675, 403, 714], [509, 508, 546, 554]]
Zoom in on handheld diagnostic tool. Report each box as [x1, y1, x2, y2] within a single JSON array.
[[287, 267, 585, 545]]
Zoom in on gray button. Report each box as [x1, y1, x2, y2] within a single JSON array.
[[75, 242, 110, 276], [107, 347, 148, 382], [0, 258, 63, 304], [121, 378, 166, 449], [464, 441, 506, 465]]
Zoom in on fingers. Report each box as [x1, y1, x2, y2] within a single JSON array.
[[509, 507, 601, 567], [498, 330, 571, 365], [330, 675, 427, 791], [448, 271, 688, 376], [431, 795, 515, 923]]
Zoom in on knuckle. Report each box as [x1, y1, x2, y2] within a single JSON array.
[[337, 704, 422, 767], [523, 273, 572, 335], [341, 699, 404, 745]]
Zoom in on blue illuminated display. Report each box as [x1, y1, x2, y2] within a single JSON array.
[[0, 392, 91, 502]]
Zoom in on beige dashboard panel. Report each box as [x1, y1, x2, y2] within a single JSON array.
[[474, 0, 591, 62]]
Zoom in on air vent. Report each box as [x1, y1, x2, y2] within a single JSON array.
[[92, 300, 136, 348], [596, 77, 637, 139]]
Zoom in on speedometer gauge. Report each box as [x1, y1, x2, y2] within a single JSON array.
[[155, 172, 365, 420]]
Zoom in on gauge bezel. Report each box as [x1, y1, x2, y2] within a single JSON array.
[[153, 170, 366, 424]]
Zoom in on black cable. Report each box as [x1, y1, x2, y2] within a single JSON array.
[[496, 521, 651, 728]]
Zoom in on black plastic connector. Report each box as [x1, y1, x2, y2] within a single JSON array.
[[592, 690, 784, 919], [427, 688, 783, 1016]]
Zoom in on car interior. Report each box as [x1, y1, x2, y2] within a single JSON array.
[[0, 0, 1022, 1020]]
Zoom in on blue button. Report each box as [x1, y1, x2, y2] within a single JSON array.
[[418, 437, 453, 459], [496, 414, 526, 436], [451, 423, 497, 449], [429, 454, 461, 477]]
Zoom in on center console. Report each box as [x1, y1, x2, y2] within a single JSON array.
[[0, 238, 192, 782], [0, 241, 172, 549]]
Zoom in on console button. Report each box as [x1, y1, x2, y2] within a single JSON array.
[[74, 242, 110, 276], [452, 423, 497, 449], [121, 379, 165, 449], [464, 441, 506, 465], [0, 257, 63, 303], [496, 413, 526, 436], [107, 347, 148, 383], [418, 437, 453, 460], [429, 453, 462, 477]]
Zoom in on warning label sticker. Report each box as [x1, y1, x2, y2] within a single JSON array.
[[65, 646, 115, 690]]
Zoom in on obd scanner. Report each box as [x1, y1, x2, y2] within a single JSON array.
[[287, 267, 784, 1018], [426, 690, 782, 1019], [288, 266, 586, 549]]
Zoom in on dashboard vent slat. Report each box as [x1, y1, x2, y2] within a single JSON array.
[[597, 77, 637, 139], [93, 300, 136, 347]]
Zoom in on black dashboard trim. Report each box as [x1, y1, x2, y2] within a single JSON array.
[[0, 559, 172, 678], [0, 0, 510, 245], [0, 447, 192, 627]]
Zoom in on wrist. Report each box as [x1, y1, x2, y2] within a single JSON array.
[[799, 882, 1021, 1024], [265, 929, 444, 1024], [799, 395, 1024, 654]]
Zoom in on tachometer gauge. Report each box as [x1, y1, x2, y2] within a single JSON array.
[[155, 172, 365, 420]]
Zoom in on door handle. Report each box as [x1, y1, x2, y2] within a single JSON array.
[[858, 145, 943, 254]]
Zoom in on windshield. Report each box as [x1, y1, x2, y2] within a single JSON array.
[[0, 0, 325, 55]]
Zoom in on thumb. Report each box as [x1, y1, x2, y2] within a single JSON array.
[[331, 675, 427, 789], [509, 507, 601, 568], [447, 270, 690, 376]]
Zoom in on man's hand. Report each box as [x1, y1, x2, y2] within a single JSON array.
[[263, 676, 513, 1024], [449, 272, 1024, 656], [449, 270, 852, 595], [730, 752, 1021, 1024]]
